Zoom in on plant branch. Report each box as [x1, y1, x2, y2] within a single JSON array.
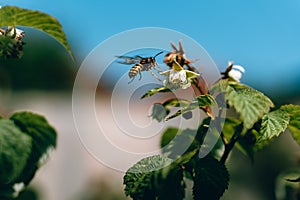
[[220, 128, 242, 164]]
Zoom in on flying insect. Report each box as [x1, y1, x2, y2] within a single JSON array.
[[116, 51, 163, 83]]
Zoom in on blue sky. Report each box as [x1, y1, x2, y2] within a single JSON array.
[[1, 0, 300, 97]]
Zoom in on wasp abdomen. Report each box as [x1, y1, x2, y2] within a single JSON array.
[[129, 63, 143, 78]]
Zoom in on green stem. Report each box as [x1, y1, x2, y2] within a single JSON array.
[[220, 128, 241, 164]]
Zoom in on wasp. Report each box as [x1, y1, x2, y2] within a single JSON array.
[[116, 51, 163, 83], [163, 41, 194, 68]]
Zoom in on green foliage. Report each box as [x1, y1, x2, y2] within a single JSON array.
[[160, 127, 179, 148], [212, 80, 274, 129], [125, 74, 300, 199], [150, 103, 168, 122], [0, 6, 72, 56], [123, 155, 173, 200], [124, 118, 230, 200], [193, 157, 229, 200], [150, 99, 190, 122], [0, 5, 63, 199], [0, 119, 32, 184], [166, 94, 216, 121], [10, 112, 57, 164], [124, 69, 300, 200], [0, 29, 25, 59], [155, 164, 185, 200], [161, 128, 198, 159], [281, 104, 300, 145], [258, 109, 289, 142], [0, 112, 57, 199], [141, 87, 171, 99]]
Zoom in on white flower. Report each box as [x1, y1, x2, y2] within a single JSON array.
[[227, 62, 245, 82], [161, 69, 198, 90]]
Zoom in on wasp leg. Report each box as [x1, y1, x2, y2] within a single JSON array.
[[128, 77, 135, 84], [138, 71, 142, 80], [154, 65, 162, 73], [149, 69, 161, 81]]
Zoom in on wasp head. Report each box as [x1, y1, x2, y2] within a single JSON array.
[[163, 52, 177, 67]]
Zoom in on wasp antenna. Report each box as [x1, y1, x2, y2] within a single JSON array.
[[154, 51, 163, 58], [170, 41, 179, 52], [178, 40, 185, 54]]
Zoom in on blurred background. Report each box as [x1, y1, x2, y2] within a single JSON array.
[[0, 0, 300, 199]]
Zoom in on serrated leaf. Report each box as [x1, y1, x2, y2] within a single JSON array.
[[141, 87, 170, 99], [123, 155, 173, 200], [258, 109, 289, 142], [166, 94, 216, 121], [280, 104, 300, 146], [0, 6, 72, 56], [213, 80, 274, 129], [0, 119, 32, 184], [193, 157, 229, 200], [10, 112, 57, 184]]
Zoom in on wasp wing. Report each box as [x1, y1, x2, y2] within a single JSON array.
[[115, 55, 142, 65]]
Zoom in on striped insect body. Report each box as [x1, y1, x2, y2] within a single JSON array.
[[116, 51, 163, 83]]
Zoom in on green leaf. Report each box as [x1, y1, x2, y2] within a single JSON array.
[[10, 112, 57, 184], [160, 127, 179, 148], [0, 119, 32, 184], [163, 99, 190, 108], [193, 157, 229, 200], [10, 112, 57, 160], [150, 99, 190, 122], [155, 164, 185, 200], [196, 94, 217, 107], [258, 109, 289, 142], [286, 177, 300, 182], [150, 103, 169, 122], [281, 104, 300, 146], [0, 6, 72, 56], [162, 128, 198, 160], [166, 94, 216, 121], [213, 80, 274, 129], [161, 119, 212, 162], [123, 155, 173, 200], [141, 87, 171, 99]]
